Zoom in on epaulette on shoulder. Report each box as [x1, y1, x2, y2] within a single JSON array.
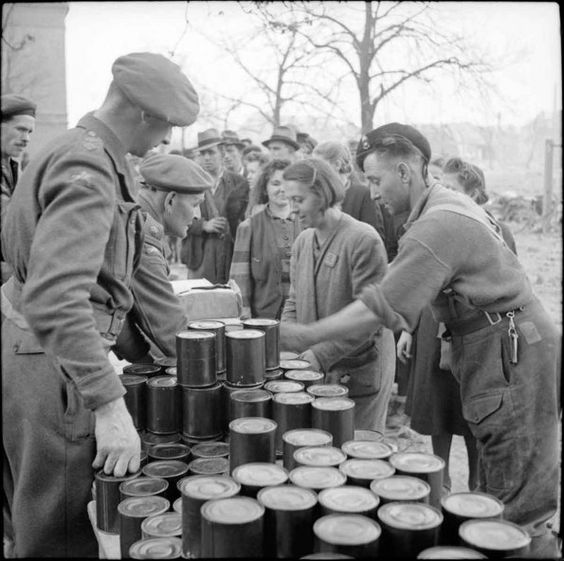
[[80, 130, 104, 152]]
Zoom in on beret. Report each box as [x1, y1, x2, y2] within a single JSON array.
[[112, 52, 199, 127], [139, 153, 213, 194], [356, 122, 431, 170], [1, 94, 36, 119]]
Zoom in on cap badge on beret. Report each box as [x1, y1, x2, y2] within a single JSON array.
[[359, 135, 370, 151]]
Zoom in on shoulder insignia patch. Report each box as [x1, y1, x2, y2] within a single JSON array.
[[81, 132, 103, 151], [70, 171, 94, 187]]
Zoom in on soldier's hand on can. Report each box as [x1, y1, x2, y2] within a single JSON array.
[[92, 397, 141, 477]]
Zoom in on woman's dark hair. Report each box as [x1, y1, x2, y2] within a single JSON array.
[[282, 158, 345, 210], [443, 157, 488, 205], [254, 159, 291, 204]]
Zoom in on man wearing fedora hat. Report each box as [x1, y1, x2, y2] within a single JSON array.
[[181, 128, 249, 283], [221, 129, 246, 177], [262, 124, 300, 162]]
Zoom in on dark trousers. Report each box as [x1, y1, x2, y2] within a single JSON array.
[[451, 298, 561, 558], [2, 317, 98, 557]]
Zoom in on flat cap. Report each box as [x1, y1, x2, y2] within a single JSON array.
[[139, 153, 213, 194], [112, 52, 199, 126], [356, 122, 431, 170], [1, 94, 37, 119]]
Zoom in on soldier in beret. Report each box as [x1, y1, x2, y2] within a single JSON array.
[[281, 122, 561, 558], [1, 94, 37, 284], [2, 52, 199, 557]]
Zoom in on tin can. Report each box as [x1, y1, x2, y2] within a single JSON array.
[[172, 498, 182, 514], [290, 466, 347, 491], [314, 513, 381, 558], [242, 318, 280, 370], [377, 501, 443, 557], [123, 364, 162, 377], [294, 446, 347, 468], [280, 351, 299, 361], [307, 384, 349, 398], [179, 475, 241, 559], [128, 537, 183, 559], [301, 554, 354, 559], [147, 443, 191, 464], [230, 389, 273, 422], [280, 358, 311, 371], [229, 417, 277, 473], [165, 366, 177, 377], [201, 496, 265, 557], [341, 440, 394, 460], [120, 477, 169, 502], [258, 484, 318, 558], [353, 429, 384, 441], [283, 428, 333, 471], [121, 374, 148, 430], [141, 432, 181, 451], [264, 380, 305, 394], [175, 330, 216, 387], [226, 329, 266, 386], [222, 380, 263, 432], [95, 469, 141, 534], [141, 512, 182, 539], [318, 486, 380, 519], [285, 369, 324, 388], [180, 382, 223, 440], [312, 397, 355, 448], [370, 475, 431, 505], [191, 441, 229, 459], [339, 459, 395, 488], [142, 460, 189, 505], [389, 452, 445, 509], [440, 492, 504, 545], [188, 319, 226, 374], [147, 376, 180, 435], [417, 545, 487, 558], [273, 391, 314, 451], [188, 457, 230, 477], [263, 368, 284, 381], [459, 518, 531, 557], [232, 462, 289, 498], [118, 496, 170, 558]]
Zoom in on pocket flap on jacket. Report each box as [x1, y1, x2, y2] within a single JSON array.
[[14, 330, 45, 354], [463, 392, 503, 424]]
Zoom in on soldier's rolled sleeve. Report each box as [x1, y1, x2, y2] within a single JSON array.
[[20, 148, 125, 410]]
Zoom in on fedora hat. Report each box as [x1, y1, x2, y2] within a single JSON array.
[[221, 129, 245, 149], [262, 125, 300, 151], [196, 128, 223, 150]]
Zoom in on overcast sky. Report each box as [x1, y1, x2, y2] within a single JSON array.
[[65, 1, 561, 142]]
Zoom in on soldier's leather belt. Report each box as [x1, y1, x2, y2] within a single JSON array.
[[446, 308, 524, 337]]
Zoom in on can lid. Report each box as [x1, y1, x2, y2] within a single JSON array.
[[230, 417, 277, 434], [417, 546, 488, 559], [341, 440, 394, 460], [117, 496, 170, 518], [264, 380, 304, 393], [176, 329, 215, 340], [141, 512, 182, 537], [148, 444, 190, 461], [294, 446, 347, 467], [458, 519, 531, 551], [263, 369, 283, 380], [179, 475, 240, 499], [191, 441, 230, 458], [273, 391, 315, 405], [318, 486, 380, 513], [378, 501, 443, 530], [312, 397, 355, 411], [314, 514, 381, 545], [301, 554, 355, 559], [232, 462, 288, 487], [187, 457, 229, 476], [231, 389, 272, 403], [283, 428, 333, 447], [201, 496, 264, 524], [172, 498, 182, 514], [180, 381, 221, 393], [370, 475, 430, 501], [290, 466, 347, 489], [142, 432, 181, 446], [95, 469, 142, 483], [142, 460, 189, 479], [226, 329, 265, 340], [242, 318, 279, 327], [285, 370, 324, 382], [129, 537, 182, 559], [389, 452, 445, 474], [353, 429, 384, 441], [123, 364, 161, 376], [280, 359, 311, 370], [258, 485, 317, 511], [188, 320, 225, 330], [339, 459, 395, 480], [147, 375, 178, 388], [307, 384, 349, 398], [164, 367, 177, 376], [121, 374, 149, 386], [280, 351, 299, 361], [120, 477, 169, 497], [441, 492, 504, 518]]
